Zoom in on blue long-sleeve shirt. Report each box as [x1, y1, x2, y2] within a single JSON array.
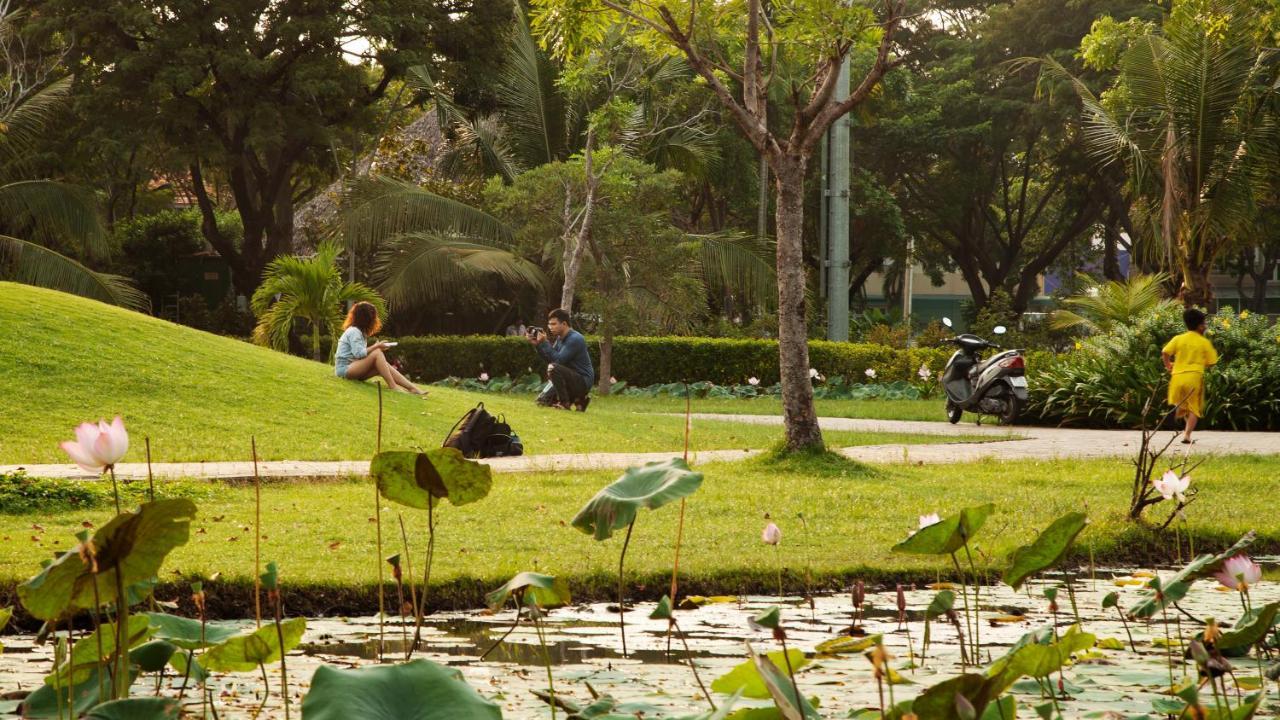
[[537, 329, 594, 385]]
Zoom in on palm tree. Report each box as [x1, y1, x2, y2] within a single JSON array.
[[1043, 0, 1277, 307], [1050, 272, 1175, 334], [0, 17, 146, 310], [251, 242, 386, 361]]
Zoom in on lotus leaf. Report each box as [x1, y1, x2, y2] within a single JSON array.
[[989, 624, 1095, 683], [372, 449, 492, 509], [650, 595, 673, 621], [979, 696, 1016, 720], [45, 615, 152, 686], [1002, 512, 1089, 589], [814, 634, 881, 654], [485, 571, 570, 611], [711, 648, 809, 699], [300, 659, 503, 719], [1218, 602, 1280, 651], [168, 651, 209, 685], [746, 643, 820, 720], [0, 605, 9, 653], [572, 458, 703, 540], [750, 607, 782, 630], [18, 499, 197, 621], [892, 504, 994, 556], [21, 664, 138, 719], [926, 591, 956, 619], [85, 697, 181, 720], [130, 640, 178, 673], [200, 617, 306, 672], [1127, 532, 1256, 619], [143, 612, 241, 649]]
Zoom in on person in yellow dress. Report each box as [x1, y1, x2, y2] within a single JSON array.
[[1161, 308, 1219, 444]]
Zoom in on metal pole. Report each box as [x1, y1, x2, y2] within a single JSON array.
[[903, 235, 915, 330], [826, 54, 851, 342]]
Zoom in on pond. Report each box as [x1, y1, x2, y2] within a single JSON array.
[[3, 567, 1277, 718]]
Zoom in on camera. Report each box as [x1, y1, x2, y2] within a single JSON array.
[[526, 326, 544, 337]]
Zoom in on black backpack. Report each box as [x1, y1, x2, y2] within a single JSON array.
[[443, 403, 524, 459]]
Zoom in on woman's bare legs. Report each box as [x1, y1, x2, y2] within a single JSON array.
[[1183, 413, 1198, 443], [345, 349, 410, 393], [386, 363, 426, 394]]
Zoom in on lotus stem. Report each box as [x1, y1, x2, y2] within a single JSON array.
[[272, 589, 290, 720], [478, 610, 521, 661], [950, 553, 975, 662], [673, 617, 715, 711], [962, 541, 981, 659], [108, 465, 120, 515], [398, 515, 419, 660], [618, 519, 636, 657], [667, 498, 687, 660], [255, 662, 272, 716], [412, 495, 436, 653], [53, 632, 65, 720], [90, 572, 105, 703], [529, 591, 557, 720], [145, 436, 154, 503], [1115, 608, 1137, 653], [779, 634, 805, 716], [390, 561, 408, 656], [1162, 605, 1175, 689], [374, 384, 386, 662], [253, 436, 263, 628], [113, 565, 129, 699]]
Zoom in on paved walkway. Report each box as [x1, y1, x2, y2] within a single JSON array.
[[6, 416, 1280, 481]]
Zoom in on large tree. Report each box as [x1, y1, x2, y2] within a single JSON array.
[[31, 0, 511, 297], [530, 0, 907, 450]]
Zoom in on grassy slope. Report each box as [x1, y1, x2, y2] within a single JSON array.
[[0, 283, 974, 463], [3, 452, 1277, 618]]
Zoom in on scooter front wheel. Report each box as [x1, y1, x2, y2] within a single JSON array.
[[946, 399, 963, 424]]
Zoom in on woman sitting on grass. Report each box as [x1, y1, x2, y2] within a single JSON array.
[[335, 301, 426, 396]]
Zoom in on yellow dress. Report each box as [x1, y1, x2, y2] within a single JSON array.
[[1162, 331, 1219, 418]]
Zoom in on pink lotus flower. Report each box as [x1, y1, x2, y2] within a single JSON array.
[[1216, 555, 1262, 591], [748, 377, 760, 386], [918, 364, 932, 380], [919, 513, 941, 529], [479, 372, 490, 382], [60, 417, 129, 474], [761, 522, 782, 545], [1153, 470, 1190, 502], [865, 368, 877, 379]]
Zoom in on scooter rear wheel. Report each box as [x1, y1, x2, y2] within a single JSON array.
[[999, 396, 1022, 425], [946, 399, 963, 424]]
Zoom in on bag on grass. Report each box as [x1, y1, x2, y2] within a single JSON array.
[[443, 403, 524, 458]]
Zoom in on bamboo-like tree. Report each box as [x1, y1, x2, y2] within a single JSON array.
[[1050, 272, 1175, 334], [0, 9, 145, 310], [251, 242, 386, 361], [1045, 0, 1278, 308]]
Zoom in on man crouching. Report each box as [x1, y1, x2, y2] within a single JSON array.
[[527, 308, 594, 411]]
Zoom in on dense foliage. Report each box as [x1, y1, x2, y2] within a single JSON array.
[[1032, 307, 1280, 430]]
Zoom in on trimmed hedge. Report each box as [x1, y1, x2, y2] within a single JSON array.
[[392, 335, 1056, 388]]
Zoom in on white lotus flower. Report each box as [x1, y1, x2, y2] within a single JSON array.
[[60, 417, 129, 474], [479, 372, 490, 382], [761, 522, 782, 545], [918, 513, 942, 529], [1153, 470, 1190, 502], [865, 368, 877, 379], [748, 377, 760, 386], [918, 364, 932, 380]]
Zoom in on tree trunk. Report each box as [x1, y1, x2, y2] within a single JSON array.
[[773, 160, 823, 451], [1181, 262, 1214, 309], [597, 311, 615, 396], [1102, 218, 1123, 281], [312, 323, 323, 362]]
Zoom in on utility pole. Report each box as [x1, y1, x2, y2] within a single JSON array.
[[902, 235, 915, 329], [825, 55, 851, 342]]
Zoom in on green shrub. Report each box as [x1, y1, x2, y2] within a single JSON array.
[[0, 470, 215, 514], [1029, 306, 1280, 430], [393, 335, 960, 387]]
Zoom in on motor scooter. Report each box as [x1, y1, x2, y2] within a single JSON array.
[[939, 317, 1027, 425]]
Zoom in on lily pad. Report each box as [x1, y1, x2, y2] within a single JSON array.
[[17, 499, 196, 621], [485, 572, 570, 611], [45, 615, 153, 686], [572, 458, 704, 540], [21, 664, 138, 719], [85, 698, 181, 720], [1002, 512, 1089, 589], [143, 612, 241, 649], [200, 617, 306, 672], [893, 504, 994, 556], [815, 634, 882, 655], [1218, 601, 1280, 651], [300, 659, 503, 719], [1127, 532, 1256, 619], [711, 648, 809, 699], [371, 449, 492, 510]]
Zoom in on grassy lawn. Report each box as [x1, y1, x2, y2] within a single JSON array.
[[0, 283, 973, 464], [3, 452, 1276, 616]]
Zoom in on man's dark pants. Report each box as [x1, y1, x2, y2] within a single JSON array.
[[536, 363, 591, 407]]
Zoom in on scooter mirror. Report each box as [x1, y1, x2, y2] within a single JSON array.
[[942, 317, 953, 328], [993, 325, 1007, 335]]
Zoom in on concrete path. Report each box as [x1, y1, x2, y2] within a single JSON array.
[[6, 416, 1280, 481]]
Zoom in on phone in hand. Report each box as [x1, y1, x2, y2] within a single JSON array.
[[383, 341, 398, 348]]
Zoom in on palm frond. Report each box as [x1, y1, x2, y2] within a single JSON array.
[[341, 175, 513, 253], [0, 76, 71, 166], [497, 7, 567, 167], [0, 234, 149, 311], [0, 180, 108, 258], [374, 231, 547, 309], [1050, 272, 1173, 333], [684, 232, 776, 309], [439, 114, 522, 183]]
